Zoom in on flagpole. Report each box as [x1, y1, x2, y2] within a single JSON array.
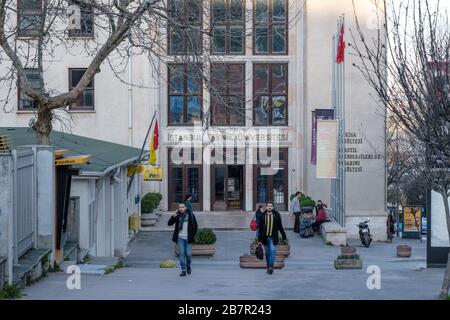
[[127, 110, 158, 194]]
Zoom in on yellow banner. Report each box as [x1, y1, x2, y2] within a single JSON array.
[[316, 120, 338, 179], [127, 164, 144, 177], [403, 207, 421, 233], [143, 166, 163, 181]]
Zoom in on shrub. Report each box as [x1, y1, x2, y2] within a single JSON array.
[[141, 192, 163, 213], [194, 228, 217, 245], [289, 193, 316, 208], [0, 284, 22, 300]]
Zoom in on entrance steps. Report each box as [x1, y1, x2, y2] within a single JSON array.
[[12, 249, 51, 289]]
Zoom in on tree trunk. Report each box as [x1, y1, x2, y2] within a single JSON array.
[[439, 191, 450, 300], [34, 107, 52, 145]]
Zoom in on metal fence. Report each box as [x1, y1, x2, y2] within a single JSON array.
[[12, 149, 37, 262]]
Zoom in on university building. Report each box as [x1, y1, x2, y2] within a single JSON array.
[[0, 0, 387, 240]]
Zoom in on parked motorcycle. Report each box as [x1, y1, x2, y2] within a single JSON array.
[[358, 219, 372, 247]]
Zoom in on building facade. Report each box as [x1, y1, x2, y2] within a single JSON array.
[[0, 0, 387, 240]]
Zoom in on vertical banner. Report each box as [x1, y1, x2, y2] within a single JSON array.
[[311, 109, 335, 165], [316, 120, 338, 179]]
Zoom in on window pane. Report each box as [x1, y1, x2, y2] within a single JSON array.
[[272, 0, 286, 22], [272, 96, 287, 125], [187, 96, 202, 123], [229, 64, 244, 94], [188, 168, 200, 203], [211, 98, 227, 125], [212, 26, 226, 54], [212, 0, 226, 22], [71, 69, 84, 87], [214, 167, 225, 201], [255, 0, 269, 22], [230, 0, 244, 22], [257, 168, 269, 203], [169, 27, 183, 54], [272, 64, 287, 93], [170, 96, 184, 124], [187, 65, 202, 93], [230, 26, 244, 54], [254, 65, 269, 93], [169, 0, 183, 22], [229, 97, 245, 125], [255, 26, 269, 53], [272, 25, 286, 53], [255, 96, 269, 125], [186, 29, 202, 54], [211, 64, 227, 93], [169, 65, 185, 93], [84, 89, 94, 107], [186, 0, 201, 23], [22, 0, 41, 10], [19, 14, 41, 32], [273, 168, 285, 206], [172, 167, 183, 204], [80, 8, 94, 34]]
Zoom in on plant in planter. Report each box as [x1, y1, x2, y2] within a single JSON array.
[[300, 194, 316, 213], [175, 228, 217, 257], [334, 246, 363, 270], [141, 192, 163, 226]]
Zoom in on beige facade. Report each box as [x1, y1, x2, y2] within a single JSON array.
[[0, 0, 387, 239]]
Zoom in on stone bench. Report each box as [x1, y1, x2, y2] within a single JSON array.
[[320, 219, 347, 246]]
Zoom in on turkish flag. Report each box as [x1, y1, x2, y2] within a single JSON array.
[[152, 120, 159, 150], [336, 23, 346, 64]]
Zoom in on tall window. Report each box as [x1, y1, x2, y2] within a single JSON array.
[[168, 0, 202, 55], [18, 0, 42, 37], [253, 0, 287, 54], [253, 64, 288, 125], [168, 64, 203, 125], [68, 1, 94, 37], [211, 0, 245, 55], [69, 68, 95, 110], [18, 68, 43, 110], [210, 63, 245, 126]]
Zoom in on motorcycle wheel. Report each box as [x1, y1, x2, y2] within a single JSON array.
[[363, 233, 371, 247]]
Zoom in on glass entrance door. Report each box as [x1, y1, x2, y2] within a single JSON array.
[[212, 165, 244, 211]]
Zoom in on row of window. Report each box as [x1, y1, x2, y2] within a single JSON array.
[[18, 63, 288, 127], [17, 0, 288, 55], [169, 63, 288, 126]]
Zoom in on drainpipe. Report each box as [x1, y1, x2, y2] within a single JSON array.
[[128, 48, 133, 147]]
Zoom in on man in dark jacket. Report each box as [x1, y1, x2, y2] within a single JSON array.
[[168, 203, 198, 277], [258, 201, 288, 275]]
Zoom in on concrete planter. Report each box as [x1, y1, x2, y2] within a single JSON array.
[[334, 257, 363, 270], [141, 213, 157, 220], [250, 243, 290, 257], [239, 255, 285, 269], [397, 245, 412, 258], [175, 244, 215, 257]]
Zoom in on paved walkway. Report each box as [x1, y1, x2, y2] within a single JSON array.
[[21, 231, 444, 300]]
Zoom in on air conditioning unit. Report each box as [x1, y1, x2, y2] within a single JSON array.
[[67, 4, 81, 30]]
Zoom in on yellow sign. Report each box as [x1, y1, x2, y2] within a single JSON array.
[[55, 155, 91, 166], [143, 167, 163, 181], [316, 120, 338, 179], [127, 164, 144, 177], [403, 207, 422, 233]]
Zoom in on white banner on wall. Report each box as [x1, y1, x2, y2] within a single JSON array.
[[316, 120, 338, 179], [431, 191, 450, 248]]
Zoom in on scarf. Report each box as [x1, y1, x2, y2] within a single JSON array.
[[179, 212, 188, 231], [266, 213, 274, 237]]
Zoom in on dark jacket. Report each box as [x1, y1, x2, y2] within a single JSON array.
[[184, 200, 193, 214], [168, 210, 198, 244], [255, 210, 264, 228], [258, 210, 287, 246]]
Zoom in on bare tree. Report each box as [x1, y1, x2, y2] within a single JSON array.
[[351, 0, 450, 299], [0, 0, 303, 145]]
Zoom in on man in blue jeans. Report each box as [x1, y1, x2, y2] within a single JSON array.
[[168, 203, 198, 277], [258, 201, 288, 274]]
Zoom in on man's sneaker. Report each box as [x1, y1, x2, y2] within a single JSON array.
[[180, 271, 187, 277], [187, 266, 191, 275], [268, 268, 274, 275], [266, 268, 271, 274]]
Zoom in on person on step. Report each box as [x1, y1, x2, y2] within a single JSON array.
[[258, 201, 288, 275], [254, 205, 265, 239], [312, 200, 329, 233], [290, 191, 302, 233], [184, 194, 194, 214], [168, 202, 198, 277]]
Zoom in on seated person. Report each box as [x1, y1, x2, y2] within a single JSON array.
[[312, 200, 329, 233]]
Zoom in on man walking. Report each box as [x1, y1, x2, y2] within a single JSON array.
[[168, 202, 198, 277], [258, 201, 288, 275], [290, 191, 302, 233]]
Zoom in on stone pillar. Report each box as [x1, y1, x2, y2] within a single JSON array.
[[0, 154, 14, 284]]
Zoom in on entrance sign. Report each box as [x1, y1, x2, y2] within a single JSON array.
[[143, 166, 163, 181], [402, 206, 422, 239], [316, 120, 338, 179], [311, 109, 335, 165]]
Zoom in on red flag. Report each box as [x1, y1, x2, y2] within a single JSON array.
[[152, 120, 159, 151], [336, 23, 346, 64]]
